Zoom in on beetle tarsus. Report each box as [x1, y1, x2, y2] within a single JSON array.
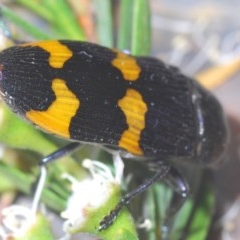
[[98, 162, 170, 231]]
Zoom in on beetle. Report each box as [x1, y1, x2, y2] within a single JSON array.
[[0, 40, 229, 230]]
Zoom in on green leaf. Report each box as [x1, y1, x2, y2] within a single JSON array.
[[131, 0, 151, 55], [169, 172, 215, 240], [14, 0, 55, 23], [41, 0, 86, 39], [94, 0, 113, 47], [6, 1, 86, 40], [0, 161, 34, 193], [0, 104, 56, 154], [186, 182, 215, 240], [117, 0, 134, 51], [1, 6, 51, 40]]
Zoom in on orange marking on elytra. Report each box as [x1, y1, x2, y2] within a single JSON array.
[[26, 78, 80, 138], [111, 50, 141, 81], [22, 40, 73, 68], [118, 88, 147, 155]]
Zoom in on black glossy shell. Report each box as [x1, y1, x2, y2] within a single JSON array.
[[0, 40, 229, 167]]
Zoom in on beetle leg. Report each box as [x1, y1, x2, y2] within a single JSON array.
[[162, 167, 189, 237], [39, 142, 82, 166], [164, 167, 189, 214], [31, 142, 82, 212], [98, 161, 170, 231]]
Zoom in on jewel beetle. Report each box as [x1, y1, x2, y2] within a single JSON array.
[[0, 40, 229, 230]]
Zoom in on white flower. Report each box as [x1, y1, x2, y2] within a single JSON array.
[[61, 154, 124, 234], [0, 205, 36, 238]]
